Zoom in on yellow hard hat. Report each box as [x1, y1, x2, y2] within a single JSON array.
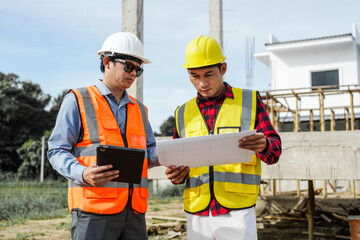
[[183, 35, 226, 69]]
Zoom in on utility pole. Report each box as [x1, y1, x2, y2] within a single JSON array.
[[40, 136, 45, 182], [122, 0, 144, 102], [209, 0, 223, 48], [245, 36, 255, 89]]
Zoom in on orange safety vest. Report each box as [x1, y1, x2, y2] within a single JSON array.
[[68, 85, 149, 215]]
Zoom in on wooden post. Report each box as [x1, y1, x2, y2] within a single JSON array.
[[309, 110, 313, 132], [274, 113, 280, 132], [273, 180, 277, 196], [350, 92, 355, 130], [323, 180, 327, 199], [349, 180, 352, 194], [319, 90, 327, 199], [330, 109, 336, 193], [270, 97, 275, 124], [308, 109, 314, 199], [297, 180, 300, 197], [354, 180, 356, 199], [319, 91, 325, 132], [330, 109, 335, 131], [308, 180, 315, 240], [345, 108, 349, 131], [292, 91, 300, 132]]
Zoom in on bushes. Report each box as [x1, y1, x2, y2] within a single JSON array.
[[148, 180, 184, 199], [0, 180, 68, 226], [16, 131, 63, 181]]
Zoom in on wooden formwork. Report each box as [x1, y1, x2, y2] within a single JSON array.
[[259, 84, 360, 240]]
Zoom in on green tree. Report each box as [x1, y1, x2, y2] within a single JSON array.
[[49, 89, 69, 122], [155, 116, 175, 137], [0, 72, 52, 171], [17, 130, 61, 180]]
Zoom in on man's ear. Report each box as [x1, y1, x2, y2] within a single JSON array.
[[220, 62, 227, 75], [103, 56, 110, 70]]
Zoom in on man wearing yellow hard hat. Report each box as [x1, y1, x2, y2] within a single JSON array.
[[165, 35, 282, 239]]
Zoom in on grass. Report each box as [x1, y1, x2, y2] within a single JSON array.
[[0, 179, 184, 229], [0, 180, 69, 227]]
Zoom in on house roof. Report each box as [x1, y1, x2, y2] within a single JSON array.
[[265, 33, 353, 46]]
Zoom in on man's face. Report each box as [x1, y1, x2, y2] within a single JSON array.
[[188, 63, 227, 99], [105, 58, 141, 91]]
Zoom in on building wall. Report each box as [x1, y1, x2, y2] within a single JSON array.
[[271, 42, 357, 90]]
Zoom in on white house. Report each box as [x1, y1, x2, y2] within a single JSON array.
[[255, 24, 360, 128], [255, 24, 360, 193]]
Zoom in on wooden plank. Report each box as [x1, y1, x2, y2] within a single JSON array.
[[302, 231, 351, 240], [146, 216, 187, 222]]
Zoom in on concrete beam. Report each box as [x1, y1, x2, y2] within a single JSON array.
[[262, 131, 360, 180], [150, 131, 360, 180]]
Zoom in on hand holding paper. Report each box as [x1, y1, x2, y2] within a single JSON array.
[[157, 130, 257, 168]]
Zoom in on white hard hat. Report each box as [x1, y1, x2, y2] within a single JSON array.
[[97, 32, 151, 64]]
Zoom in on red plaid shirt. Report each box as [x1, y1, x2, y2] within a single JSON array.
[[173, 82, 281, 216]]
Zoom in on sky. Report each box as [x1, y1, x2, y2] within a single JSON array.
[[1, 0, 360, 132]]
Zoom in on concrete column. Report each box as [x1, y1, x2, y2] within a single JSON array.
[[209, 0, 223, 48], [122, 0, 144, 102]]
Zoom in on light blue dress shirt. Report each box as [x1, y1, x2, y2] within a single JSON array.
[[47, 81, 158, 184]]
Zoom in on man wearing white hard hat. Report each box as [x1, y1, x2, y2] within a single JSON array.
[[48, 32, 158, 240]]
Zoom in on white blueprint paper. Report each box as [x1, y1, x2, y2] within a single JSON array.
[[157, 130, 256, 168]]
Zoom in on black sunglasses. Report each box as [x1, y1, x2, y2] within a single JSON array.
[[112, 59, 143, 77]]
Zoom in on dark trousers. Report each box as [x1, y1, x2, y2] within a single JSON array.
[[70, 203, 147, 240]]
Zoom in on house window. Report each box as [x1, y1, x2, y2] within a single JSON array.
[[311, 70, 339, 89]]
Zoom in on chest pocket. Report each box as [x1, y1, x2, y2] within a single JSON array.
[[102, 119, 118, 130]]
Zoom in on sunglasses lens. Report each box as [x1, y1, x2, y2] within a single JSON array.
[[135, 68, 143, 77], [123, 62, 143, 77]]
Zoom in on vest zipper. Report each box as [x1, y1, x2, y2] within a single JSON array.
[[196, 98, 225, 204], [208, 130, 215, 202]]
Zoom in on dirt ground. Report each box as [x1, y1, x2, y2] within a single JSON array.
[[0, 199, 185, 240], [0, 195, 358, 240]]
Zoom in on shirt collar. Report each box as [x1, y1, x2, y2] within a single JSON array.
[[96, 80, 135, 104], [197, 81, 234, 102]]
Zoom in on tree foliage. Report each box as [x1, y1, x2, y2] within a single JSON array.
[[17, 130, 62, 180], [155, 116, 175, 137], [0, 72, 54, 172]]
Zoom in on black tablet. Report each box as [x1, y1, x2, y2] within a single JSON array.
[[96, 145, 145, 184]]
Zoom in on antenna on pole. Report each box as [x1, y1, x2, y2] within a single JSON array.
[[245, 36, 255, 89]]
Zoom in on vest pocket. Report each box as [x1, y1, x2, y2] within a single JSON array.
[[187, 119, 205, 137], [183, 168, 201, 199], [183, 185, 200, 199], [83, 187, 117, 199], [101, 119, 118, 129], [225, 182, 257, 194]]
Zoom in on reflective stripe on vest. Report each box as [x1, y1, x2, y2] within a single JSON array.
[[175, 88, 261, 213], [68, 86, 149, 215]]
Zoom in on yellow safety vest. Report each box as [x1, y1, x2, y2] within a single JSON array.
[[175, 88, 261, 213]]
